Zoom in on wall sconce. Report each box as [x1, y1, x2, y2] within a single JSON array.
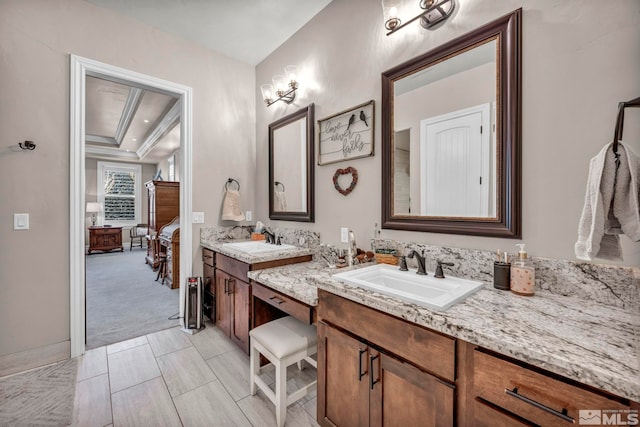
[[86, 202, 103, 226], [260, 65, 299, 107], [382, 0, 455, 35]]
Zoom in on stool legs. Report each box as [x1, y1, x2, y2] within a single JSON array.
[[275, 360, 287, 427], [249, 341, 259, 396]]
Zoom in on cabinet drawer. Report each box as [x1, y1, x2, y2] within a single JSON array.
[[217, 253, 250, 279], [318, 290, 455, 381], [253, 282, 312, 324], [202, 248, 214, 267], [473, 398, 533, 427], [92, 228, 119, 235], [473, 350, 632, 426]]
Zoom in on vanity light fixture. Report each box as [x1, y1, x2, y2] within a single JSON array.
[[260, 65, 299, 107], [382, 0, 455, 35]]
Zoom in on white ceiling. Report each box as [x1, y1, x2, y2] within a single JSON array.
[[84, 0, 332, 165], [85, 0, 334, 65]]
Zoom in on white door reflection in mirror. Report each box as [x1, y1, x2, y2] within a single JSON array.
[[393, 39, 496, 219], [420, 103, 493, 217], [272, 117, 307, 212]]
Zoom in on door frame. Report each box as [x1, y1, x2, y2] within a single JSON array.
[[70, 55, 193, 357]]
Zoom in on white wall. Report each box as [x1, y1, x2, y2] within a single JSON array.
[[0, 0, 256, 360], [256, 0, 640, 267]]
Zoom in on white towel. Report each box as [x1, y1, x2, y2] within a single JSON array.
[[575, 141, 640, 261], [221, 189, 245, 221], [274, 190, 287, 212]]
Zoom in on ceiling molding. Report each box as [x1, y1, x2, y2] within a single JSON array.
[[115, 87, 143, 144], [137, 100, 180, 160], [85, 145, 140, 160], [86, 134, 117, 145]]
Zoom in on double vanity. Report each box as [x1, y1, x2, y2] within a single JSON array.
[[201, 232, 639, 426]]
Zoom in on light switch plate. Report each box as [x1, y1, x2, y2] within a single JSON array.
[[340, 227, 349, 243], [14, 213, 29, 230], [192, 212, 205, 224]]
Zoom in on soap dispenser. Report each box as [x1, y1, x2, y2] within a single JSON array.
[[510, 244, 535, 296]]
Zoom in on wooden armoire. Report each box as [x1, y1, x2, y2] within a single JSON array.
[[145, 180, 179, 233], [145, 180, 179, 270]]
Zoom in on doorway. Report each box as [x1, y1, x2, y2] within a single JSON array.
[[420, 103, 491, 217], [70, 55, 193, 357]]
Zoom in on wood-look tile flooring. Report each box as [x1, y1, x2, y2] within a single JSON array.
[[71, 322, 318, 426]]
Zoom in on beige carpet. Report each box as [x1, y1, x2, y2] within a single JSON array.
[[86, 249, 180, 349], [0, 358, 77, 426]]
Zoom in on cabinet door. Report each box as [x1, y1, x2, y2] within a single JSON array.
[[229, 277, 250, 353], [215, 270, 231, 337], [369, 350, 455, 427], [318, 321, 369, 427]]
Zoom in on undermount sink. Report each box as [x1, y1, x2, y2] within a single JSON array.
[[222, 240, 298, 254], [332, 264, 484, 311]]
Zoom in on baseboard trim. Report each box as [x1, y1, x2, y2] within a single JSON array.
[[0, 341, 70, 378]]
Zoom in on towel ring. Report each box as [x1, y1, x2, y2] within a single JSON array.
[[226, 178, 240, 191], [274, 181, 285, 191]]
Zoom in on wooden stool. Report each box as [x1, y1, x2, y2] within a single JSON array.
[[249, 316, 317, 427]]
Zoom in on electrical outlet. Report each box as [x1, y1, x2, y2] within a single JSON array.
[[192, 212, 205, 223], [14, 213, 29, 230], [340, 227, 349, 243], [245, 211, 252, 221]]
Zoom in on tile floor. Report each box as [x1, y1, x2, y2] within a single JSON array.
[[71, 322, 319, 427]]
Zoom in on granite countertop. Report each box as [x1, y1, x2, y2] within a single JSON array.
[[201, 240, 314, 264], [247, 261, 640, 402], [247, 260, 326, 306]]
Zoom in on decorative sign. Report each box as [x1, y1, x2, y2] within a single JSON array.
[[318, 100, 374, 165], [333, 166, 358, 196]]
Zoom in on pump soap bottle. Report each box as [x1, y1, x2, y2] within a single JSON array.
[[510, 244, 535, 296]]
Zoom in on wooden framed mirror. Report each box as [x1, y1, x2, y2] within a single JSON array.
[[269, 103, 315, 222], [381, 9, 521, 237]]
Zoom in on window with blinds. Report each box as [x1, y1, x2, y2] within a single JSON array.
[[97, 161, 142, 226]]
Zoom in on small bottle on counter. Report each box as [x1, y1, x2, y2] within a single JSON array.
[[510, 244, 535, 296]]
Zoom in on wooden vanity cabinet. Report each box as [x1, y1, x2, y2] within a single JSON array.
[[211, 251, 313, 354], [317, 290, 639, 426], [215, 254, 252, 353], [317, 290, 455, 427]]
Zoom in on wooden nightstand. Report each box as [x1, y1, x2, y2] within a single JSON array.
[[88, 226, 124, 254]]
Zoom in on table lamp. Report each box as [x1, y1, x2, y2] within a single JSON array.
[[86, 202, 103, 226]]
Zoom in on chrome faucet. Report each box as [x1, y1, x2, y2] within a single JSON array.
[[407, 250, 427, 275]]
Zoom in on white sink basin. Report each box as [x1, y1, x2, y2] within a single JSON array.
[[222, 240, 298, 254], [332, 264, 484, 311]]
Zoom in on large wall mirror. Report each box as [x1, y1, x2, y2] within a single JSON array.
[[269, 103, 315, 222], [382, 9, 521, 237]]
